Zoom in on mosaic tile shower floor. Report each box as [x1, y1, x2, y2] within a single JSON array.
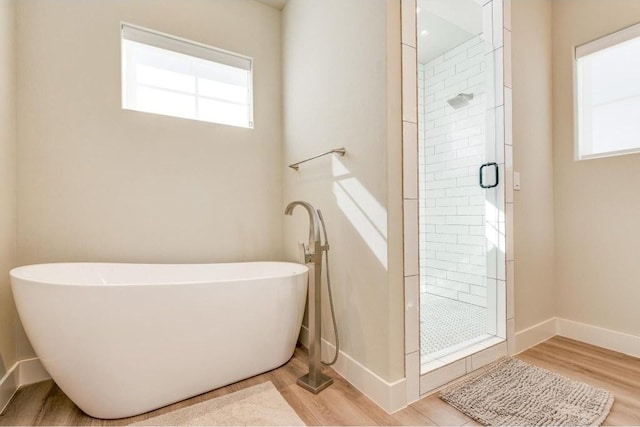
[[420, 294, 488, 360]]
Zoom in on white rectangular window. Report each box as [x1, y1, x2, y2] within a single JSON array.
[[575, 23, 640, 160], [121, 23, 253, 128]]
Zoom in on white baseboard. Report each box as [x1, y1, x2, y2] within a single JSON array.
[[0, 358, 51, 414], [0, 367, 18, 415], [557, 318, 640, 358], [514, 317, 640, 359], [298, 326, 406, 413], [18, 358, 51, 386], [514, 317, 557, 354]]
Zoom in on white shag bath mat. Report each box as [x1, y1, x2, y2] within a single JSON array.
[[130, 381, 305, 426], [439, 357, 614, 426]]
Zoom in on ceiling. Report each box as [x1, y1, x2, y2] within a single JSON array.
[[252, 0, 481, 63], [417, 0, 483, 64], [253, 0, 288, 10]]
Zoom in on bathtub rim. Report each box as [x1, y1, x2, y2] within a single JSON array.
[[10, 261, 309, 287]]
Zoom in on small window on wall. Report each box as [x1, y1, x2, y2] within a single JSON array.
[[575, 22, 640, 160], [121, 23, 253, 128]]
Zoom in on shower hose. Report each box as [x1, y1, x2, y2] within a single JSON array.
[[317, 209, 340, 366]]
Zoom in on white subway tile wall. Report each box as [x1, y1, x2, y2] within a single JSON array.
[[418, 35, 488, 308]]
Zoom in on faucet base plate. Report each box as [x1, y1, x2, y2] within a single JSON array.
[[297, 372, 334, 394]]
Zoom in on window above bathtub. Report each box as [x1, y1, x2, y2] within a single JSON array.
[[121, 23, 254, 129], [575, 22, 640, 160]]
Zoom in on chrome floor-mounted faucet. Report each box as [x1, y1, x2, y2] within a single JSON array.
[[284, 201, 334, 394]]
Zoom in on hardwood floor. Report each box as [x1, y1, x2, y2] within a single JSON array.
[[518, 337, 640, 426], [1, 336, 639, 426]]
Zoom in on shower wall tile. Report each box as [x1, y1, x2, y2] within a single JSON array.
[[485, 105, 496, 160], [504, 0, 511, 30], [420, 34, 489, 308], [492, 0, 503, 49], [486, 278, 497, 335], [505, 87, 512, 146], [458, 292, 487, 307], [498, 224, 507, 281], [402, 44, 418, 124], [495, 105, 505, 164], [503, 0, 514, 359], [403, 122, 418, 200], [402, 0, 421, 406], [507, 318, 515, 355], [506, 203, 514, 262], [404, 199, 420, 277], [405, 351, 420, 404], [425, 284, 457, 300], [506, 260, 514, 320], [405, 275, 420, 354], [505, 145, 513, 203], [401, 0, 416, 48], [504, 29, 512, 88], [497, 279, 506, 338], [482, 2, 493, 48], [494, 47, 504, 107]]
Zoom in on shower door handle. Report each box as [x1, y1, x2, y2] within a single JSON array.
[[479, 162, 499, 189]]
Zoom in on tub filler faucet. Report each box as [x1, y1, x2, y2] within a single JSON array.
[[284, 201, 326, 263], [284, 201, 334, 394]]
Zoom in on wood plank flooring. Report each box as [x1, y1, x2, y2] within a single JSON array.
[[1, 336, 639, 426]]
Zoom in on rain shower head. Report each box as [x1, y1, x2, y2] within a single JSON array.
[[447, 93, 474, 110]]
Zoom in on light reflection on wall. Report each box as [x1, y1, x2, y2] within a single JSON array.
[[332, 156, 388, 270]]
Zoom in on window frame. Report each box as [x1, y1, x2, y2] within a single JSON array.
[[121, 22, 254, 129], [574, 21, 640, 160]]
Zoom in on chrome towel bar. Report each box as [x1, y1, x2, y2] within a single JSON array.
[[288, 148, 346, 171]]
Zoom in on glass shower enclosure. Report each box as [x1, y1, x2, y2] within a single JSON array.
[[417, 0, 506, 374]]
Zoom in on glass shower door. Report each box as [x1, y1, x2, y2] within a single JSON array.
[[417, 0, 506, 379]]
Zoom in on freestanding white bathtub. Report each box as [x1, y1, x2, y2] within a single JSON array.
[[10, 262, 308, 419]]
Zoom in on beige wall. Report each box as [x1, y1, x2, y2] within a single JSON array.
[[0, 0, 17, 377], [552, 0, 640, 336], [16, 0, 283, 267], [511, 0, 556, 332], [282, 0, 404, 381]]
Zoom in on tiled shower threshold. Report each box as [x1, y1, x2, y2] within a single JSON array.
[[421, 334, 504, 374]]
